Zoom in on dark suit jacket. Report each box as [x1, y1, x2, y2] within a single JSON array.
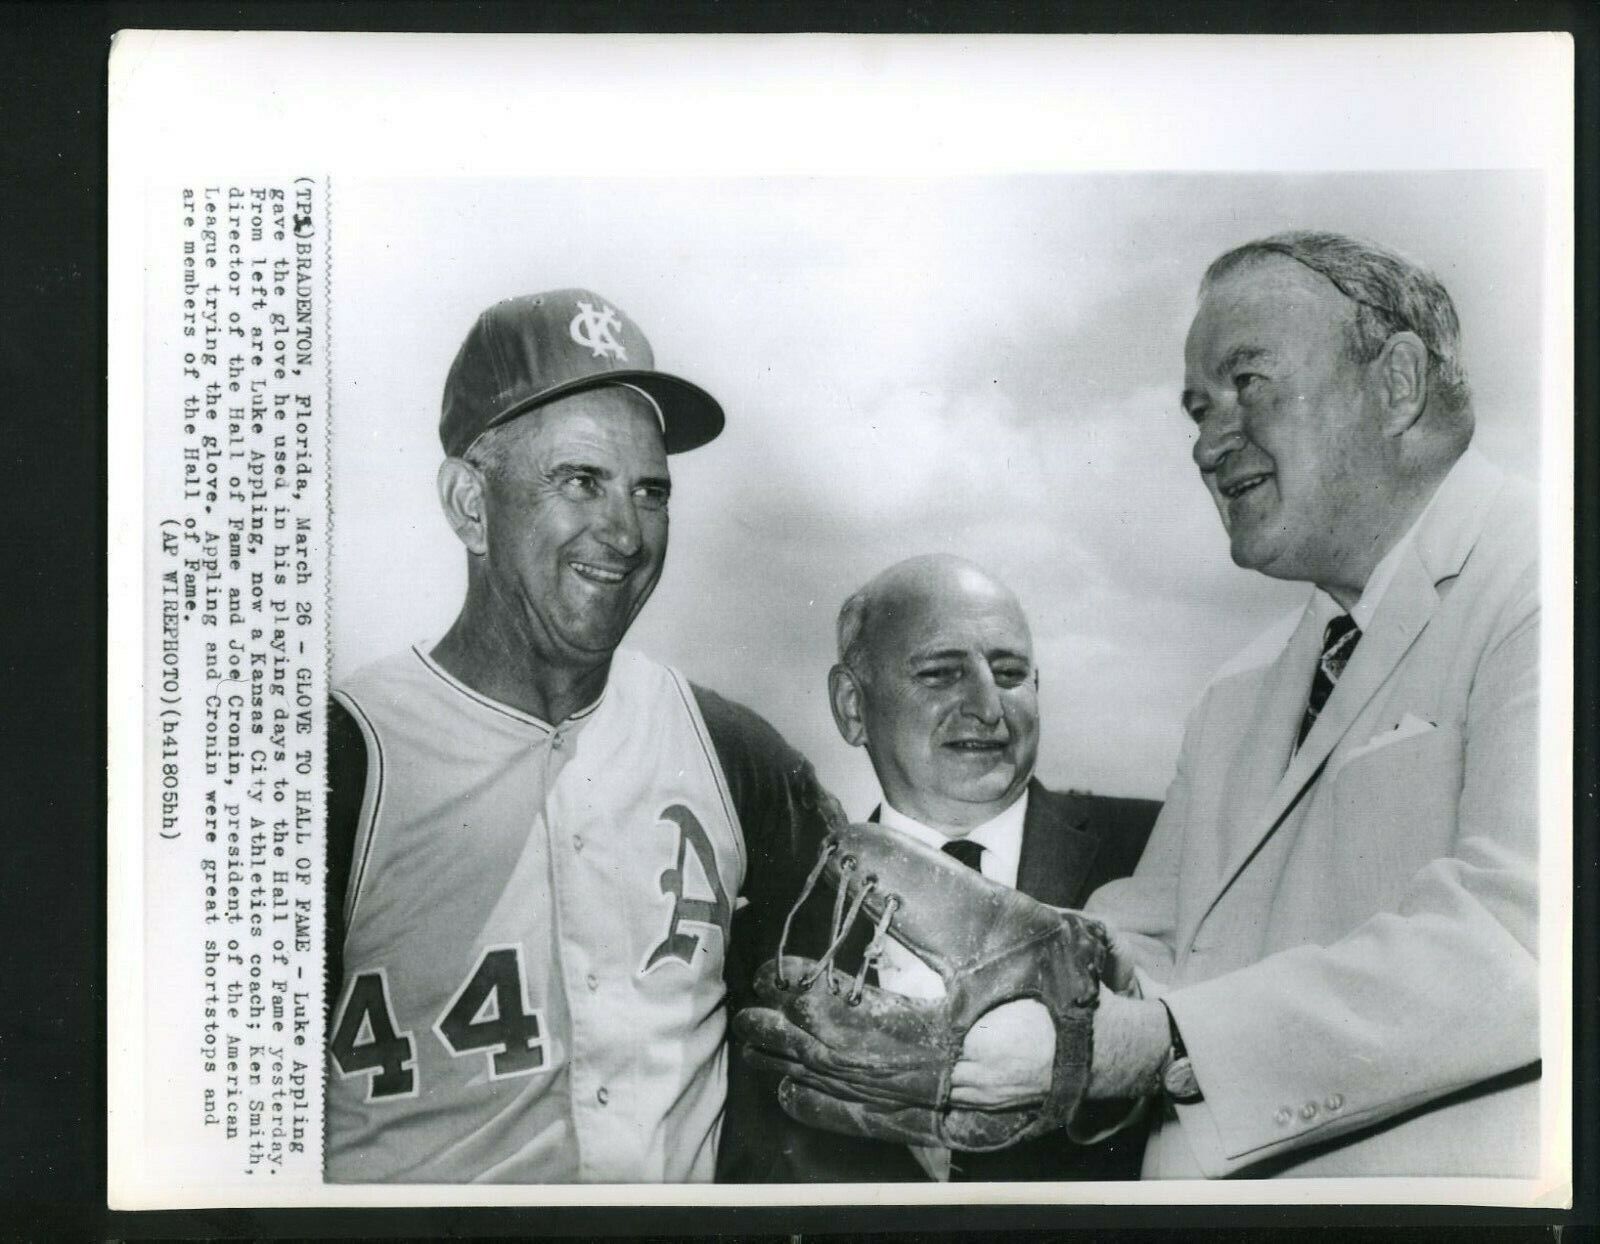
[[718, 778, 1161, 1183]]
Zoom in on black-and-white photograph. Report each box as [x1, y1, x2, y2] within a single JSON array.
[[107, 32, 1574, 1210], [321, 170, 1549, 1185]]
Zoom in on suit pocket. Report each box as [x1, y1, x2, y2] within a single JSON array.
[[1324, 726, 1464, 916], [1334, 714, 1438, 767]]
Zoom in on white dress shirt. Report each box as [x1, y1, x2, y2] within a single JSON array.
[[870, 791, 1031, 1180], [877, 792, 1029, 890], [1314, 482, 1444, 630]]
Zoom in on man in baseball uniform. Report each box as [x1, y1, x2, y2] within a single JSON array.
[[323, 290, 838, 1183]]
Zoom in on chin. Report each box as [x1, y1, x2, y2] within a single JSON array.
[[560, 623, 632, 658], [1230, 533, 1279, 574], [567, 603, 645, 647], [942, 773, 1017, 807], [1234, 542, 1313, 584]]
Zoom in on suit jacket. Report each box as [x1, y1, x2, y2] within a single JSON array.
[[718, 778, 1160, 1183], [1086, 448, 1542, 1178]]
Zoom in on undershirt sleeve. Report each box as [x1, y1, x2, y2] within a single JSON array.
[[692, 684, 849, 1183], [325, 695, 368, 1015], [690, 684, 842, 997]]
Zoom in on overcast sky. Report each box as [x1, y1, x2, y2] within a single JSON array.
[[330, 171, 1543, 811]]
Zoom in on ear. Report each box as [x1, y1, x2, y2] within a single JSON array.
[[437, 458, 490, 556], [828, 664, 868, 748], [1372, 331, 1429, 437]]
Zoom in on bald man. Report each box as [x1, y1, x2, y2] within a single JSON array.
[[718, 555, 1159, 1183]]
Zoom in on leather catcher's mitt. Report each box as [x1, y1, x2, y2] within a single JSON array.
[[734, 822, 1109, 1152]]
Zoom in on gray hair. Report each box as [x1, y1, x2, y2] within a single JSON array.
[[459, 418, 525, 482], [1203, 230, 1471, 419], [836, 584, 873, 681]]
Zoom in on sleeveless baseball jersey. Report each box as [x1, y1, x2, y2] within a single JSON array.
[[325, 644, 745, 1183]]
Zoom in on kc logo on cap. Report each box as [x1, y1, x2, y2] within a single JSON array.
[[439, 288, 724, 459], [569, 301, 629, 362]]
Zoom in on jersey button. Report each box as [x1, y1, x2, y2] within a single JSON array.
[[572, 834, 584, 852], [586, 972, 599, 991], [596, 1086, 609, 1106], [551, 732, 563, 750]]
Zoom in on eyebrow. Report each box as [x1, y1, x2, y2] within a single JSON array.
[[910, 646, 1030, 664], [551, 458, 610, 478], [1218, 345, 1272, 375], [1180, 345, 1274, 414], [551, 460, 672, 493]]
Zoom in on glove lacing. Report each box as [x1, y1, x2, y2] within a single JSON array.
[[774, 839, 836, 989], [801, 857, 874, 993], [772, 837, 904, 1005], [846, 896, 899, 1006]]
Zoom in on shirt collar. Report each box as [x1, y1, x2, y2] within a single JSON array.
[[1314, 462, 1452, 631], [876, 790, 1029, 887]]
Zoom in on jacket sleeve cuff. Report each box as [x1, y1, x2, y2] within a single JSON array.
[[1168, 1095, 1247, 1177]]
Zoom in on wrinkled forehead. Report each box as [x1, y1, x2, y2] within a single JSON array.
[[1187, 280, 1361, 404], [869, 576, 1033, 663], [507, 385, 670, 464], [1189, 256, 1355, 356]]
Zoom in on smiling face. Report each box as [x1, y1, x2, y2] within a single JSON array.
[[840, 560, 1039, 832], [1182, 255, 1394, 599], [477, 387, 670, 668]]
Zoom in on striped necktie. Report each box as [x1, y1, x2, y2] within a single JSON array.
[[1298, 613, 1361, 749], [942, 837, 985, 872]]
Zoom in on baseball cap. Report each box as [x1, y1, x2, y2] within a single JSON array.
[[440, 288, 725, 458]]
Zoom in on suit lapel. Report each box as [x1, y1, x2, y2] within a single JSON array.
[[1016, 781, 1102, 908], [1289, 549, 1437, 777], [1200, 450, 1503, 922], [1204, 549, 1439, 914], [1201, 608, 1325, 890], [871, 787, 1103, 908]]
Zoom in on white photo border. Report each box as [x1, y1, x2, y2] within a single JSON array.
[[107, 31, 1575, 1211]]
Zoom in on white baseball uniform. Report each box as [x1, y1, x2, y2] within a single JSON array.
[[324, 643, 827, 1183]]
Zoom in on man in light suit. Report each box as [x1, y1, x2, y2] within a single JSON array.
[[955, 230, 1541, 1177], [720, 555, 1159, 1182]]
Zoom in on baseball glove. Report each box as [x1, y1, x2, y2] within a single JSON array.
[[733, 822, 1109, 1152]]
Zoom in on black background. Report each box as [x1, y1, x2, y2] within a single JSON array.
[[1, 1, 1594, 1238]]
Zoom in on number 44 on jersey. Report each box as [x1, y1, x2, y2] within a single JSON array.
[[330, 946, 547, 1101]]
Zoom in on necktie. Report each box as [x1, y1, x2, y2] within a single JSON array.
[[940, 835, 990, 1184], [1298, 613, 1361, 748], [942, 837, 985, 873]]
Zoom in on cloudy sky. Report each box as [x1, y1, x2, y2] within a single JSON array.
[[330, 171, 1544, 812]]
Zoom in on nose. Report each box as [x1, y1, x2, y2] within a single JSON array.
[[1192, 404, 1244, 475], [960, 666, 1004, 727], [593, 486, 643, 557]]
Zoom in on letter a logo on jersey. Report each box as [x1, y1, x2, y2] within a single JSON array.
[[569, 300, 628, 361], [642, 804, 732, 973]]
